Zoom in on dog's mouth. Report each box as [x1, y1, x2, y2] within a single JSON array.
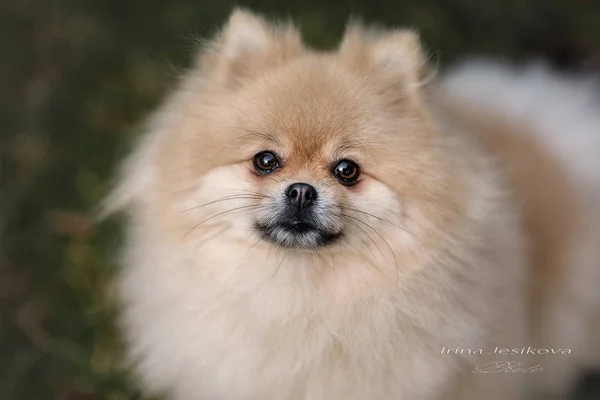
[[254, 220, 341, 249]]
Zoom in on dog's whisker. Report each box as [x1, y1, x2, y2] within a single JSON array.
[[266, 174, 287, 185], [230, 188, 272, 198], [267, 242, 275, 261], [341, 204, 412, 234], [340, 213, 384, 263], [271, 255, 287, 279], [181, 195, 265, 213], [312, 248, 331, 269], [182, 204, 262, 241], [244, 237, 264, 257], [342, 213, 399, 281], [225, 126, 279, 144], [215, 133, 256, 157], [324, 245, 336, 267]]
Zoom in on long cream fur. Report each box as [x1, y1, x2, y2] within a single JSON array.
[[104, 9, 600, 400]]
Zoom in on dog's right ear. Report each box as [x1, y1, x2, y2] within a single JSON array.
[[198, 9, 304, 88]]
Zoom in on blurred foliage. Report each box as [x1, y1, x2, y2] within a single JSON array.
[[1, 0, 599, 399]]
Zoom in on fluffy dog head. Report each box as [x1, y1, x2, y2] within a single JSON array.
[[107, 9, 466, 270]]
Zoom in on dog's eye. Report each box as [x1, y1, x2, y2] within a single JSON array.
[[333, 159, 360, 185], [253, 151, 279, 174]]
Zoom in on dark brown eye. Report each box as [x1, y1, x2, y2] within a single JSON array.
[[333, 159, 360, 185], [253, 151, 279, 174]]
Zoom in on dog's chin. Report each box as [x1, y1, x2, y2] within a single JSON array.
[[255, 221, 341, 249]]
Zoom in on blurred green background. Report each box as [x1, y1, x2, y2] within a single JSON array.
[[2, 1, 600, 399]]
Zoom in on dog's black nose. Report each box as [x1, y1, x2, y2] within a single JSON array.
[[286, 183, 317, 210]]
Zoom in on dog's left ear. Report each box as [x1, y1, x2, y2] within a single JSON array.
[[339, 24, 429, 94], [199, 9, 304, 88]]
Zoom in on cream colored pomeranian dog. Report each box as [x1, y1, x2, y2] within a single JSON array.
[[103, 9, 600, 400]]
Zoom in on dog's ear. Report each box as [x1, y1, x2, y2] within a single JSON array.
[[198, 9, 304, 88], [339, 23, 431, 96]]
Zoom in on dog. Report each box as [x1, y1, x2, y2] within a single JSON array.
[[103, 9, 600, 399]]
